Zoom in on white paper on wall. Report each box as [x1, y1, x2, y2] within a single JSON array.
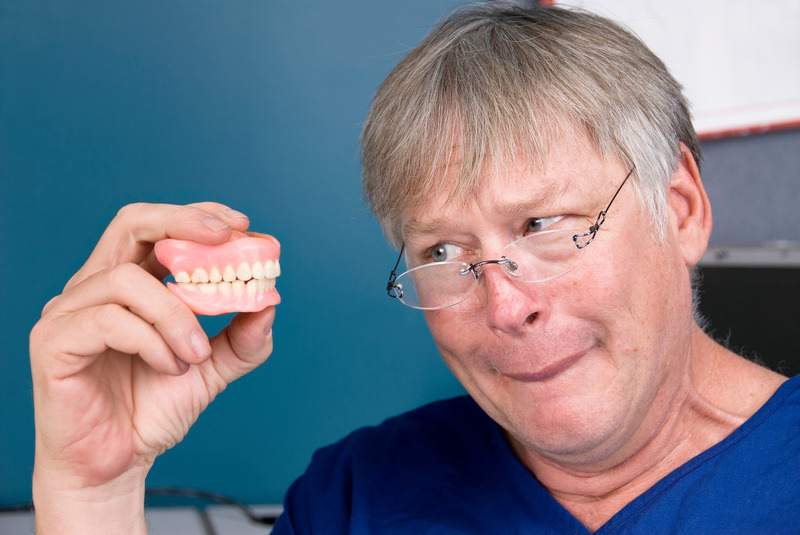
[[554, 0, 800, 138]]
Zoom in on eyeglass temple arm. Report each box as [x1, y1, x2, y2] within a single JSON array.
[[573, 166, 635, 249], [386, 243, 405, 298]]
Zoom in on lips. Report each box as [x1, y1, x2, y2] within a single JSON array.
[[498, 348, 588, 382], [154, 232, 281, 315]]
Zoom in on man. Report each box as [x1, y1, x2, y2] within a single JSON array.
[[30, 3, 797, 534]]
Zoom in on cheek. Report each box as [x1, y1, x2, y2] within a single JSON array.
[[423, 306, 487, 367], [425, 307, 473, 345], [590, 235, 693, 377]]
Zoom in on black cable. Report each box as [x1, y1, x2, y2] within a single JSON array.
[[145, 487, 279, 525], [0, 503, 34, 514]]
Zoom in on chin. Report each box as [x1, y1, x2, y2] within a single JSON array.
[[478, 364, 636, 461]]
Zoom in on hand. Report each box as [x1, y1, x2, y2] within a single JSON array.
[[29, 202, 277, 534]]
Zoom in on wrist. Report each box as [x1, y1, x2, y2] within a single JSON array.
[[32, 463, 150, 535]]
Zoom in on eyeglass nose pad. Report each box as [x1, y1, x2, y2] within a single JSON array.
[[573, 231, 595, 249], [391, 283, 404, 299], [503, 257, 519, 272]]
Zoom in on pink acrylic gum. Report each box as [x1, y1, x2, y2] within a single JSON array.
[[154, 232, 281, 315]]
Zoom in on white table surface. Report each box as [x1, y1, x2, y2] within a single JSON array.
[[0, 505, 282, 535]]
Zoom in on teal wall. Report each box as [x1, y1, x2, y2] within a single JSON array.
[[3, 0, 798, 509], [0, 0, 467, 506]]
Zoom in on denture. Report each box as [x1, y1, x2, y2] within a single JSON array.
[[154, 232, 281, 315]]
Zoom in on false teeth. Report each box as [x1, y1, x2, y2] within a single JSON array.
[[154, 234, 281, 316]]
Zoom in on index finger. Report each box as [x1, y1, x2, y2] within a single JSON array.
[[67, 202, 250, 290]]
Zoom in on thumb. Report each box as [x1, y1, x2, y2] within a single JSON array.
[[208, 306, 276, 385]]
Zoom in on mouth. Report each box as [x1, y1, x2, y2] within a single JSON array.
[[154, 232, 281, 315], [500, 349, 586, 382]]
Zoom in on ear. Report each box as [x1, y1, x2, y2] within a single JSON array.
[[667, 143, 713, 266]]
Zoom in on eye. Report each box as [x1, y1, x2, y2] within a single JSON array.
[[429, 243, 463, 263], [526, 215, 564, 233]]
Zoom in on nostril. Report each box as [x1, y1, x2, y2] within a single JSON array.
[[525, 313, 537, 325]]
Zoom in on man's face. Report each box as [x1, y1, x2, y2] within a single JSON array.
[[400, 137, 697, 469]]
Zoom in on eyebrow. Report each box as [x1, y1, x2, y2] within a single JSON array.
[[402, 178, 571, 240]]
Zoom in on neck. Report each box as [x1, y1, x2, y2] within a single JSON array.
[[509, 327, 785, 532]]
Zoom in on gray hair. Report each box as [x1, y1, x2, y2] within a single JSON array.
[[361, 2, 700, 247]]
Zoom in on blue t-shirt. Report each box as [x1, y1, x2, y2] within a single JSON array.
[[273, 375, 800, 534]]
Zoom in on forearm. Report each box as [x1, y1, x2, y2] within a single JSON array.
[[32, 464, 149, 535]]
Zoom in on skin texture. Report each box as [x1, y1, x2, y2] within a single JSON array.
[[402, 138, 786, 530], [29, 203, 277, 535], [155, 232, 281, 315]]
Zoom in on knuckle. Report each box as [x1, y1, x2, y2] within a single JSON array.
[[188, 201, 226, 212], [170, 204, 199, 224], [40, 294, 63, 318], [113, 202, 148, 223], [31, 298, 71, 356], [107, 262, 146, 287], [91, 302, 124, 330], [161, 300, 193, 326], [29, 317, 51, 354]]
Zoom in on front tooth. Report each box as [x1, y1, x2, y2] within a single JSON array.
[[223, 265, 237, 282], [209, 267, 223, 283], [237, 263, 252, 281], [174, 271, 191, 283], [251, 261, 265, 279], [232, 280, 246, 296], [246, 279, 258, 295], [264, 260, 279, 278], [191, 268, 209, 283]]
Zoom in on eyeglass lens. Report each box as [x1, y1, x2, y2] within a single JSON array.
[[394, 228, 586, 310]]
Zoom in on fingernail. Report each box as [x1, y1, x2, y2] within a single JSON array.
[[202, 215, 230, 233], [224, 208, 249, 220], [175, 357, 190, 373], [190, 329, 211, 359]]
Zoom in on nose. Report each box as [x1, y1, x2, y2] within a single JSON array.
[[477, 263, 545, 334]]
